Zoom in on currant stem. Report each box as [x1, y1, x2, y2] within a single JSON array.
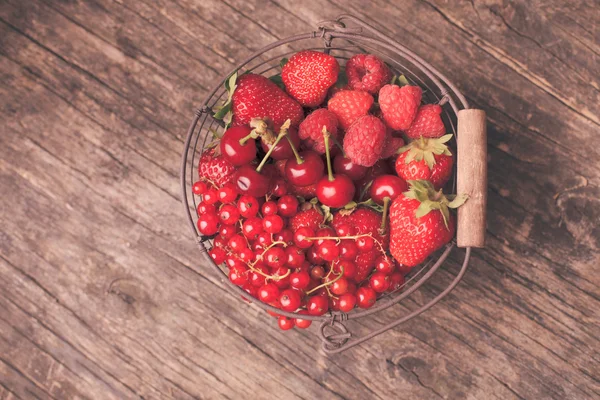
[[305, 266, 344, 295], [379, 197, 390, 234], [322, 127, 334, 181], [256, 130, 287, 173]]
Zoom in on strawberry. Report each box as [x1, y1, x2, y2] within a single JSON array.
[[389, 180, 467, 266], [345, 54, 392, 94], [198, 147, 236, 187], [395, 134, 454, 189], [328, 90, 374, 130], [379, 84, 422, 130], [298, 109, 340, 154], [405, 104, 446, 139], [231, 73, 304, 128], [289, 182, 318, 200], [343, 115, 387, 167], [290, 207, 323, 232], [282, 50, 340, 107]]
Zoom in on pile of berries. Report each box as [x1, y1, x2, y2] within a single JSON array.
[[192, 51, 467, 331]]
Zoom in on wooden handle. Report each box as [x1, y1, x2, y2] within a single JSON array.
[[457, 109, 487, 248]]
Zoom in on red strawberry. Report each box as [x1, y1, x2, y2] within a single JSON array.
[[379, 85, 422, 130], [298, 109, 340, 154], [328, 90, 374, 130], [232, 73, 304, 128], [345, 54, 392, 94], [198, 147, 236, 186], [395, 135, 454, 189], [389, 180, 467, 266], [282, 50, 340, 107], [405, 104, 446, 139], [290, 207, 323, 232], [289, 182, 318, 200], [343, 115, 387, 167]]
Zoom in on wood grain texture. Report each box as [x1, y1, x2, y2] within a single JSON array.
[[0, 0, 599, 399]]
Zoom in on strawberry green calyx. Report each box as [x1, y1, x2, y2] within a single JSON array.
[[397, 134, 453, 169], [403, 180, 468, 229], [213, 71, 238, 127]]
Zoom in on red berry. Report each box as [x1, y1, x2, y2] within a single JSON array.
[[225, 255, 245, 270], [261, 126, 302, 160], [203, 188, 219, 205], [197, 202, 216, 215], [238, 247, 255, 263], [220, 125, 257, 166], [229, 266, 248, 286], [263, 215, 284, 234], [343, 115, 387, 167], [262, 201, 278, 216], [316, 174, 356, 208], [242, 217, 264, 241], [274, 229, 294, 245], [314, 227, 335, 247], [338, 293, 357, 312], [405, 104, 446, 139], [264, 247, 286, 269], [250, 264, 269, 287], [208, 247, 226, 264], [369, 272, 390, 293], [289, 270, 310, 290], [279, 289, 302, 312], [228, 234, 247, 253], [282, 50, 339, 107], [356, 236, 374, 252], [192, 181, 208, 195], [213, 235, 228, 249], [379, 84, 422, 131], [331, 277, 349, 295], [278, 316, 295, 331], [333, 154, 368, 181], [328, 90, 374, 130], [197, 213, 219, 236], [333, 259, 357, 280], [272, 267, 291, 289], [307, 295, 329, 316], [219, 224, 237, 240], [335, 223, 355, 237], [241, 282, 257, 301], [346, 54, 392, 94], [339, 240, 359, 261], [317, 240, 339, 262], [388, 272, 405, 292], [310, 265, 325, 280], [307, 247, 325, 265], [218, 204, 240, 225], [271, 178, 288, 197], [375, 256, 395, 274], [369, 175, 408, 205], [218, 183, 238, 203], [198, 147, 236, 187], [356, 287, 377, 308], [298, 109, 340, 154], [294, 227, 315, 249], [294, 310, 312, 329], [258, 283, 280, 303], [290, 208, 322, 232], [238, 195, 260, 218], [256, 231, 273, 249], [395, 140, 454, 190], [285, 246, 305, 268], [277, 195, 299, 217], [285, 151, 325, 187]]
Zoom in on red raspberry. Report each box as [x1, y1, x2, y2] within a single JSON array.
[[345, 54, 392, 94], [298, 109, 340, 154], [327, 90, 374, 130], [343, 115, 387, 167], [282, 50, 340, 107], [379, 84, 422, 130], [405, 104, 446, 139], [380, 135, 405, 159], [198, 148, 236, 186]]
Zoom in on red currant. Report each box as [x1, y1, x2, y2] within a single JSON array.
[[285, 246, 305, 268], [218, 183, 238, 203], [203, 188, 219, 205], [307, 295, 329, 316], [294, 310, 312, 329], [272, 266, 291, 289], [375, 256, 395, 275], [278, 316, 295, 331], [330, 277, 349, 295], [369, 272, 390, 293], [338, 293, 357, 312], [192, 181, 208, 195], [197, 202, 216, 215], [262, 201, 278, 216], [229, 266, 248, 286], [218, 204, 240, 225], [293, 227, 315, 249], [307, 247, 325, 265], [213, 235, 228, 249], [264, 247, 286, 269], [346, 282, 357, 295], [356, 287, 377, 308], [277, 195, 299, 217], [197, 213, 219, 236], [241, 282, 257, 301], [333, 259, 356, 280], [208, 247, 226, 264], [238, 247, 254, 263], [279, 289, 302, 312], [356, 236, 374, 252], [271, 179, 288, 197], [388, 272, 405, 292], [274, 229, 293, 245], [219, 224, 237, 240], [242, 217, 263, 241], [310, 265, 325, 280], [339, 240, 359, 261], [256, 231, 273, 249], [258, 283, 280, 303], [317, 240, 339, 262], [227, 234, 247, 253], [263, 215, 284, 234], [250, 264, 269, 287], [335, 223, 355, 237], [289, 270, 310, 290], [238, 195, 259, 218], [330, 297, 341, 311], [314, 227, 335, 247]]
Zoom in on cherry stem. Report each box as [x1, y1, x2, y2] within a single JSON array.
[[322, 127, 334, 181], [379, 197, 391, 234], [239, 131, 258, 146], [305, 266, 344, 295], [285, 135, 303, 165], [256, 130, 288, 173]]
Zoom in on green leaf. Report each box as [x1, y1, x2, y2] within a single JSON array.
[[438, 134, 453, 144], [415, 200, 434, 218], [280, 58, 289, 68], [448, 193, 469, 208], [213, 102, 232, 120], [225, 71, 238, 93], [269, 74, 285, 90], [440, 205, 450, 229], [423, 151, 435, 169], [213, 71, 238, 124]]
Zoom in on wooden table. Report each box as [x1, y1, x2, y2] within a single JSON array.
[[1, 1, 598, 399]]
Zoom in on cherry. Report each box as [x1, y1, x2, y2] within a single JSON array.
[[294, 227, 315, 249], [271, 179, 288, 197], [274, 229, 293, 245], [285, 150, 325, 187], [335, 223, 355, 237], [197, 213, 219, 236], [228, 266, 248, 286], [375, 256, 395, 275], [197, 202, 216, 215], [219, 224, 237, 240], [370, 174, 407, 233], [227, 234, 247, 253], [285, 246, 305, 268], [369, 272, 390, 293], [289, 270, 310, 290], [218, 204, 240, 225], [218, 183, 238, 203], [208, 247, 226, 264], [220, 125, 257, 166], [264, 247, 286, 269], [250, 264, 269, 287], [279, 289, 302, 312], [278, 316, 295, 331], [338, 293, 357, 312], [388, 272, 405, 292], [234, 165, 270, 197], [277, 195, 299, 217], [310, 265, 325, 280], [333, 259, 357, 280], [238, 195, 260, 218], [356, 236, 374, 252], [258, 283, 280, 303], [192, 181, 208, 195], [316, 129, 355, 208], [333, 154, 368, 181], [294, 310, 312, 329], [356, 287, 377, 308], [261, 126, 301, 160], [262, 201, 278, 216], [242, 217, 263, 241], [317, 240, 339, 262], [203, 188, 219, 205], [331, 277, 349, 295], [339, 240, 359, 261], [307, 295, 329, 316]]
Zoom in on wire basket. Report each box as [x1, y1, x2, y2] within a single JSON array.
[[180, 15, 486, 353]]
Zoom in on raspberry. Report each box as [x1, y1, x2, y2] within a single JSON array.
[[379, 84, 422, 130], [405, 104, 446, 139], [380, 136, 405, 159], [345, 54, 392, 94], [343, 115, 387, 167], [298, 109, 339, 153], [327, 90, 374, 130]]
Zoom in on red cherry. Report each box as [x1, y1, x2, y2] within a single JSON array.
[[375, 256, 395, 274], [338, 293, 357, 312], [237, 195, 260, 218], [294, 310, 312, 329], [331, 277, 349, 295], [261, 126, 301, 160], [218, 183, 238, 203], [285, 246, 305, 268], [220, 125, 256, 166], [370, 175, 408, 205], [208, 247, 226, 264], [277, 195, 299, 217], [335, 223, 355, 236], [258, 283, 280, 303], [356, 236, 374, 252], [333, 154, 368, 181], [279, 289, 302, 312], [294, 227, 315, 249], [369, 272, 390, 293], [356, 287, 377, 308], [197, 213, 219, 236], [262, 201, 278, 216], [263, 215, 284, 234], [264, 247, 286, 269], [278, 316, 295, 331], [339, 240, 359, 261], [227, 234, 247, 253], [388, 272, 406, 292], [197, 202, 215, 215], [242, 217, 263, 241], [316, 174, 355, 208], [218, 204, 240, 225], [192, 181, 208, 195], [284, 151, 325, 187], [289, 270, 310, 290], [228, 266, 248, 286], [203, 188, 219, 205], [234, 165, 270, 197], [307, 295, 329, 316], [317, 240, 339, 262]]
